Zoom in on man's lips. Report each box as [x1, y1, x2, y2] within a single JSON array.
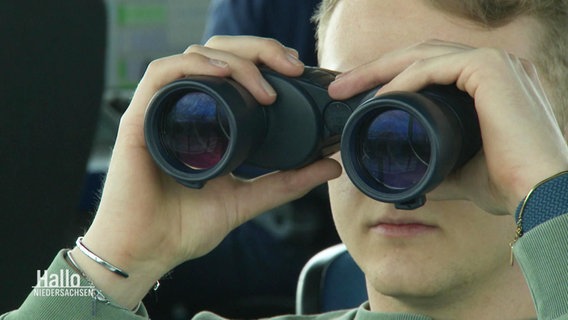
[[369, 218, 439, 237]]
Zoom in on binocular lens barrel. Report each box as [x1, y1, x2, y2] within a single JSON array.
[[341, 89, 481, 209], [145, 76, 267, 189], [162, 92, 230, 170]]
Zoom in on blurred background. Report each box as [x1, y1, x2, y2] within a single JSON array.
[[0, 1, 339, 319]]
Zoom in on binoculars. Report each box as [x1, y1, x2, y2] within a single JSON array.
[[144, 67, 481, 209]]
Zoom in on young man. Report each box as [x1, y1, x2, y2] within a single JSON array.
[[3, 0, 568, 319]]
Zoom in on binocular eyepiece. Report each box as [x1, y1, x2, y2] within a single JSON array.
[[144, 67, 481, 209]]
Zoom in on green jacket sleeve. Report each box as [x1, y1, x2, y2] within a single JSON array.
[[514, 214, 568, 320], [0, 250, 149, 320]]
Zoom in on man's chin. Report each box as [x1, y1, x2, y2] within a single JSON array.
[[364, 258, 452, 302], [366, 274, 451, 312]]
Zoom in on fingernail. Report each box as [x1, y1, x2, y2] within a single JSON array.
[[260, 78, 277, 97], [208, 58, 229, 69], [286, 47, 300, 59], [287, 53, 303, 67]]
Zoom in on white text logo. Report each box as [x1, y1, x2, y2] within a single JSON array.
[[32, 269, 94, 297]]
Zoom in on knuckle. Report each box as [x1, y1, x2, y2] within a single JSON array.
[[259, 38, 286, 53], [183, 44, 203, 54], [204, 35, 226, 47], [180, 51, 204, 62], [145, 57, 166, 74], [262, 37, 284, 47]]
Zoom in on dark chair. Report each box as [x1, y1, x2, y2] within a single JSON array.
[[296, 244, 368, 315], [0, 2, 106, 312]]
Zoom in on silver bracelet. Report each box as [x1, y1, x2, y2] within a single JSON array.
[[66, 249, 143, 314], [76, 236, 129, 278]]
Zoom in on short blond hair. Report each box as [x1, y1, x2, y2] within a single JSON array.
[[313, 0, 568, 133]]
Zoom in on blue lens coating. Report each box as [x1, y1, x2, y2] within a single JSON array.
[[360, 110, 430, 190], [163, 92, 230, 170]]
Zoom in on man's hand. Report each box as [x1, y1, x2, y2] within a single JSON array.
[[329, 39, 568, 215], [71, 36, 342, 309]]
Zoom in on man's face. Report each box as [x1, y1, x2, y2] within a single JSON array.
[[320, 0, 539, 307]]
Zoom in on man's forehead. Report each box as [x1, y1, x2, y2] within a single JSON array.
[[319, 0, 446, 70], [320, 0, 539, 71]]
